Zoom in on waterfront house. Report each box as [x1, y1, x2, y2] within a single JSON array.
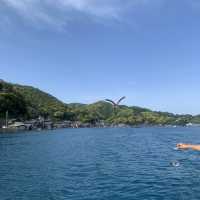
[[9, 122, 26, 130], [44, 120, 53, 129]]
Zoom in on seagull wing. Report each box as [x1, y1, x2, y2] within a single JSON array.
[[117, 96, 126, 105], [105, 99, 116, 106]]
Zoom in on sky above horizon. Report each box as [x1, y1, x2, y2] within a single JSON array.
[[1, 0, 200, 114]]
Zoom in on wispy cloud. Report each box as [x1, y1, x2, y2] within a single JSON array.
[[0, 0, 153, 29]]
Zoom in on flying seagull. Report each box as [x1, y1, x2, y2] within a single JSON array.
[[105, 96, 126, 108]]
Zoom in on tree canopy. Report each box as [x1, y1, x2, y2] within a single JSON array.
[[0, 80, 199, 126]]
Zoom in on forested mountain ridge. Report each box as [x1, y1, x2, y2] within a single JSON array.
[[0, 80, 199, 126], [0, 80, 67, 119]]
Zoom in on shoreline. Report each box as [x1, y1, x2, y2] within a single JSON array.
[[0, 124, 194, 134]]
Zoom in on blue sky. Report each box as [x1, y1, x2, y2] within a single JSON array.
[[1, 0, 200, 114]]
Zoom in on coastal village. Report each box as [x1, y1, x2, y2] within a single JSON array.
[[0, 116, 110, 131], [0, 117, 134, 132], [0, 116, 199, 132]]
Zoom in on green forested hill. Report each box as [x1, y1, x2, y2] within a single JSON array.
[[0, 80, 67, 119], [0, 80, 199, 126], [13, 84, 67, 118]]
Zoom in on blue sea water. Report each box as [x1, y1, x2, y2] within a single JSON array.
[[1, 127, 200, 200]]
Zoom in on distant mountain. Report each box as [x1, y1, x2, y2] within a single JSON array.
[[13, 84, 67, 118], [68, 103, 86, 109], [0, 80, 199, 126], [0, 80, 27, 119], [0, 80, 67, 119]]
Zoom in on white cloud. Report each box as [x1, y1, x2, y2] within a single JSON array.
[[0, 0, 159, 29]]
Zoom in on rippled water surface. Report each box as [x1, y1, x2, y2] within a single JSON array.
[[1, 127, 200, 200]]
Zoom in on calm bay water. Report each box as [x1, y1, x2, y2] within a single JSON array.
[[1, 127, 200, 200]]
